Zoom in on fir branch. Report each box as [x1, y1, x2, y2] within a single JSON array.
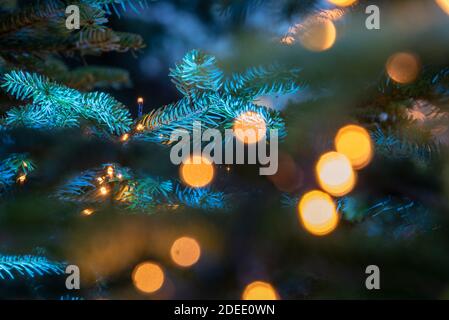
[[56, 66, 131, 90], [83, 0, 149, 16], [175, 185, 227, 210], [169, 49, 224, 97], [0, 0, 65, 37], [371, 127, 439, 163], [135, 50, 290, 144], [1, 70, 132, 134], [224, 64, 301, 100], [0, 153, 35, 191], [55, 163, 229, 211], [0, 254, 65, 280]]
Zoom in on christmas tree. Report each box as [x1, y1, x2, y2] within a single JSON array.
[[0, 0, 449, 299]]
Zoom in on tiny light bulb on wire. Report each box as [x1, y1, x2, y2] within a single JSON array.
[[17, 174, 26, 184], [107, 166, 114, 177], [82, 208, 94, 216], [137, 97, 144, 118], [121, 133, 130, 142], [100, 186, 109, 196]]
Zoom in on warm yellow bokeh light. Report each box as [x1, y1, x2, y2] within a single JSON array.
[[137, 97, 144, 104], [335, 125, 373, 170], [233, 111, 267, 144], [436, 0, 449, 15], [121, 133, 129, 142], [107, 166, 114, 177], [298, 190, 339, 236], [17, 174, 26, 184], [100, 186, 109, 195], [316, 152, 356, 196], [82, 208, 94, 216], [242, 281, 279, 300], [180, 155, 215, 188], [386, 52, 420, 84], [170, 237, 201, 267], [327, 0, 357, 7], [132, 262, 165, 294], [298, 18, 337, 52]]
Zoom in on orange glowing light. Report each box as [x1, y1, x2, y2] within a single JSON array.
[[335, 125, 373, 170], [170, 237, 201, 267], [316, 151, 356, 196], [132, 262, 165, 294], [298, 17, 337, 52], [17, 174, 26, 184], [137, 97, 144, 104], [180, 155, 215, 188], [436, 0, 449, 15], [121, 133, 130, 142], [327, 0, 357, 7], [242, 281, 279, 300], [298, 190, 339, 236], [233, 111, 267, 144], [82, 208, 94, 216], [136, 124, 144, 131], [100, 186, 109, 195], [107, 166, 114, 177], [386, 52, 420, 84]]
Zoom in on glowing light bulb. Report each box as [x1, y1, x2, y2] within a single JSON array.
[[327, 0, 357, 7], [136, 124, 144, 131], [386, 52, 420, 84], [316, 151, 356, 196], [298, 190, 339, 236], [132, 262, 165, 294], [436, 0, 449, 15], [107, 166, 114, 177], [100, 186, 109, 195], [233, 111, 267, 144], [121, 133, 129, 142], [170, 237, 201, 267], [180, 155, 214, 188], [137, 97, 144, 104], [17, 174, 26, 184], [335, 125, 373, 169], [298, 17, 337, 52], [82, 208, 94, 216], [242, 281, 279, 300]]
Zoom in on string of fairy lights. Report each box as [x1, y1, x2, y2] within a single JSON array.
[[9, 0, 448, 300]]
